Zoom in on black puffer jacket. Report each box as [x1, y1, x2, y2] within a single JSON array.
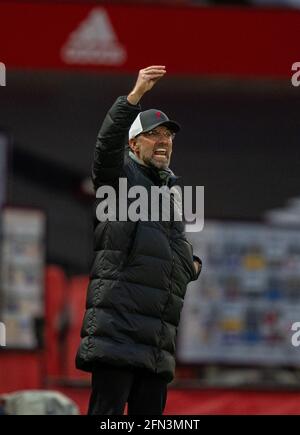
[[76, 96, 201, 382]]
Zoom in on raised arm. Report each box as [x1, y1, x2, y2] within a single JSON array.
[[92, 96, 140, 189], [92, 66, 166, 189]]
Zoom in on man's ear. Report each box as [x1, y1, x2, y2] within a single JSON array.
[[129, 138, 138, 153]]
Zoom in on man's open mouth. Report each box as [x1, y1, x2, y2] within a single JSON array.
[[154, 148, 168, 158]]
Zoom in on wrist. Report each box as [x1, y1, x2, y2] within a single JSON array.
[[127, 90, 144, 105]]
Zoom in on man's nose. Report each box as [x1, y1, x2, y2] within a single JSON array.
[[158, 137, 169, 145]]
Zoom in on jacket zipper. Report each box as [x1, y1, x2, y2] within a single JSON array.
[[155, 240, 175, 372]]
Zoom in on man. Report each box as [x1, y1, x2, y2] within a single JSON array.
[[76, 66, 201, 415]]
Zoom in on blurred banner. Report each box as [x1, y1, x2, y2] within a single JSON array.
[[0, 132, 8, 208], [178, 222, 300, 366], [0, 207, 46, 349], [0, 2, 299, 77]]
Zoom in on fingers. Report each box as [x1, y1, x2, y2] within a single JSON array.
[[131, 65, 166, 98], [140, 66, 166, 75], [141, 68, 166, 80], [142, 73, 165, 81], [143, 70, 166, 75], [143, 65, 166, 70]]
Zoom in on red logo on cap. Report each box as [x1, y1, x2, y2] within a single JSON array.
[[155, 111, 161, 118]]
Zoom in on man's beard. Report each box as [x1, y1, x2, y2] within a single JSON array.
[[142, 154, 169, 170]]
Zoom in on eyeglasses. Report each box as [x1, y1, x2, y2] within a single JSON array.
[[141, 129, 176, 140]]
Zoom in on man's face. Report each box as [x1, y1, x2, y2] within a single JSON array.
[[129, 125, 175, 170]]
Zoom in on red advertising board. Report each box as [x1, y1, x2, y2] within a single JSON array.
[[0, 2, 299, 77]]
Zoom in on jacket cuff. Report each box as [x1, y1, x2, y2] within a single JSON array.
[[119, 95, 142, 110]]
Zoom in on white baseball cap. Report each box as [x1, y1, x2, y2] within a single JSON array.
[[129, 109, 180, 140]]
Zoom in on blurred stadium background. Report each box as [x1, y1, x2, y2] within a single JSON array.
[[0, 0, 300, 414]]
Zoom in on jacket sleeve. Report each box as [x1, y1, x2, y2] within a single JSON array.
[[92, 95, 141, 189]]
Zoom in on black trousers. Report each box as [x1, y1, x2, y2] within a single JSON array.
[[87, 364, 168, 415]]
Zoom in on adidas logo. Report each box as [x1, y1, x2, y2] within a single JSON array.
[[61, 8, 127, 66]]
